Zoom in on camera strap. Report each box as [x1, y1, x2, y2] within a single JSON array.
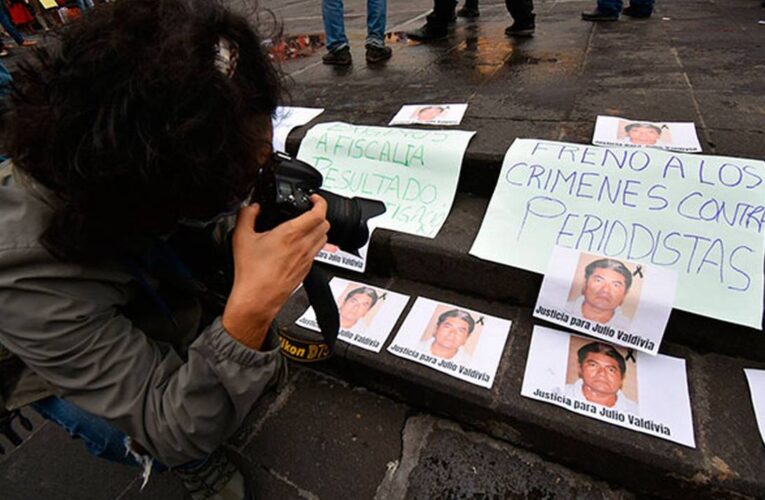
[[279, 265, 338, 362]]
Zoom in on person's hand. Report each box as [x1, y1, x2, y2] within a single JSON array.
[[222, 195, 329, 349]]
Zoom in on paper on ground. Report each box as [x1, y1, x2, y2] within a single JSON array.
[[389, 104, 468, 126], [297, 122, 475, 240], [387, 297, 511, 388], [470, 139, 765, 329], [296, 277, 409, 353], [593, 115, 702, 153], [522, 326, 695, 447], [272, 106, 324, 152], [744, 368, 765, 446], [534, 246, 677, 355]]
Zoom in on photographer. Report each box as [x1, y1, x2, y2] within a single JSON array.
[[0, 1, 329, 498]]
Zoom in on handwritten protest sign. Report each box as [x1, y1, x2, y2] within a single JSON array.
[[522, 326, 695, 447], [296, 277, 410, 353], [272, 106, 324, 152], [297, 122, 475, 239], [470, 139, 765, 328]]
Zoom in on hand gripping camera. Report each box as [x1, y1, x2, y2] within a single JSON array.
[[253, 152, 386, 358]]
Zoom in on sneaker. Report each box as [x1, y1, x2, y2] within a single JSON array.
[[406, 24, 448, 41], [20, 40, 37, 47], [174, 449, 252, 500], [622, 6, 652, 18], [457, 6, 480, 18], [365, 44, 392, 64], [581, 9, 619, 21], [322, 46, 352, 66], [505, 20, 535, 37]]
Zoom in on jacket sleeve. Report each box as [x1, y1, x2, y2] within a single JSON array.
[[0, 246, 284, 466]]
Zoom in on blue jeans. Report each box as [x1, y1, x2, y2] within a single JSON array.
[[0, 5, 25, 45], [76, 0, 94, 11], [597, 0, 654, 15], [322, 0, 387, 52], [31, 396, 204, 471]]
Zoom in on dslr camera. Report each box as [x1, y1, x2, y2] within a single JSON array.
[[252, 152, 386, 353], [253, 152, 385, 253]]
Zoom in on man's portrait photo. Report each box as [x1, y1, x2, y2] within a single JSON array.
[[416, 306, 483, 364], [387, 297, 512, 388], [411, 105, 447, 123], [618, 121, 672, 146], [535, 246, 677, 356], [558, 337, 638, 414], [337, 284, 381, 334], [522, 326, 695, 447], [592, 115, 702, 152], [566, 256, 642, 330], [296, 278, 410, 353], [388, 103, 468, 126]]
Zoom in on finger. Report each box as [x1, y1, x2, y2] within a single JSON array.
[[234, 204, 260, 236], [309, 194, 328, 218], [286, 203, 327, 233]]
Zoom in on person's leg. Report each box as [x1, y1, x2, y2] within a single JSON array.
[[322, 0, 348, 52], [32, 396, 142, 465], [408, 0, 456, 41], [623, 0, 653, 17], [28, 0, 50, 32], [457, 0, 479, 18], [595, 0, 622, 15], [0, 5, 26, 45], [365, 0, 391, 62], [365, 0, 386, 48], [505, 0, 535, 35], [582, 0, 621, 20]]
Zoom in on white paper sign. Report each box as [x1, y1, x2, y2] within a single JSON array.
[[387, 297, 511, 388], [470, 138, 765, 329], [522, 326, 695, 447], [296, 277, 409, 352], [744, 368, 765, 446], [272, 106, 324, 152], [593, 116, 702, 153], [297, 122, 475, 239], [534, 246, 677, 355], [389, 104, 468, 126]]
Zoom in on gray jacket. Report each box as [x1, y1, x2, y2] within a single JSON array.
[[0, 162, 284, 466]]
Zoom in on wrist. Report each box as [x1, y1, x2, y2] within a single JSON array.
[[222, 303, 277, 350]]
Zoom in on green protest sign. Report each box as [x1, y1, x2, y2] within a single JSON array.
[[297, 122, 475, 238], [470, 139, 765, 329]]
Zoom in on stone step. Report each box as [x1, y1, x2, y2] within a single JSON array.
[[277, 276, 765, 498], [330, 192, 762, 361]]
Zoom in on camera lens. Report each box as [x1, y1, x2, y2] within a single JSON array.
[[318, 190, 386, 253]]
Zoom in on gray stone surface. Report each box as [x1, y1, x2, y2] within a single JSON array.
[[402, 416, 633, 500]]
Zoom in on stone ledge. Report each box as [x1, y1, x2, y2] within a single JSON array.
[[277, 276, 765, 498]]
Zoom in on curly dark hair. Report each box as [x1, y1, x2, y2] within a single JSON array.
[[3, 0, 281, 260]]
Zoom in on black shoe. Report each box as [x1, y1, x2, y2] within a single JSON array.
[[457, 6, 480, 18], [622, 6, 652, 18], [322, 46, 352, 66], [407, 24, 448, 41], [365, 44, 392, 63], [581, 8, 619, 21], [505, 20, 535, 37]]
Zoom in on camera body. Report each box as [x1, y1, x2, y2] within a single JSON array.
[[253, 152, 386, 254]]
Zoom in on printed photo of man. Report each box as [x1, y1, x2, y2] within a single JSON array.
[[417, 308, 475, 364], [567, 258, 633, 329], [338, 286, 379, 334], [412, 105, 446, 123], [621, 122, 667, 146], [558, 341, 638, 413]]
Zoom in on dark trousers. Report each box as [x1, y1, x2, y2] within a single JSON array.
[[426, 0, 534, 28]]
